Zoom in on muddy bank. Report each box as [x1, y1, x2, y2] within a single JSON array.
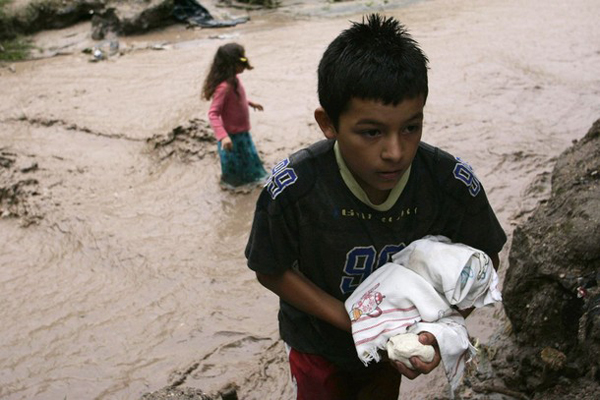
[[148, 118, 217, 162], [444, 119, 600, 400], [0, 146, 43, 225], [499, 119, 600, 399], [1, 0, 421, 60]]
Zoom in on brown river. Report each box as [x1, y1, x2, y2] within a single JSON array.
[[1, 0, 599, 398]]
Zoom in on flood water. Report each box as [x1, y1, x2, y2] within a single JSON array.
[[1, 0, 599, 399]]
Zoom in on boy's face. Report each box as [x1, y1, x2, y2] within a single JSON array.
[[315, 96, 425, 204]]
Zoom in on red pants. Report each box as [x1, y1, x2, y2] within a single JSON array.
[[288, 347, 401, 400]]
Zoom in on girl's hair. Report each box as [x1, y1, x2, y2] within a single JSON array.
[[202, 43, 253, 100]]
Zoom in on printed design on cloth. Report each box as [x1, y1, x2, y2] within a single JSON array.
[[344, 235, 503, 398], [459, 265, 474, 289], [461, 253, 490, 289], [349, 283, 385, 321], [352, 305, 423, 348]]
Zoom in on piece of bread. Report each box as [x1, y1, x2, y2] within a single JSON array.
[[386, 333, 435, 369]]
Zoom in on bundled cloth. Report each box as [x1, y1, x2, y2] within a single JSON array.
[[344, 235, 501, 395]]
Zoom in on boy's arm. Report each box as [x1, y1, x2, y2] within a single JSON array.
[[457, 252, 500, 319], [255, 269, 351, 333]]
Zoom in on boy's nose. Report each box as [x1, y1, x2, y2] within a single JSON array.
[[381, 134, 403, 163]]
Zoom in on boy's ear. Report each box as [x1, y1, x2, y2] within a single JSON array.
[[314, 108, 337, 140]]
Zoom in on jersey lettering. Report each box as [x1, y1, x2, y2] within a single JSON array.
[[377, 244, 406, 267], [340, 246, 376, 294], [340, 244, 406, 294], [266, 158, 298, 199], [453, 157, 481, 197]]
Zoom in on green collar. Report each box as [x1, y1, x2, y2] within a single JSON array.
[[334, 141, 411, 212]]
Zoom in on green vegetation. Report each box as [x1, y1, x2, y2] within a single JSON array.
[[0, 0, 33, 61], [0, 36, 33, 61]]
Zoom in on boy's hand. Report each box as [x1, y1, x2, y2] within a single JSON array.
[[221, 136, 233, 151], [390, 331, 441, 379]]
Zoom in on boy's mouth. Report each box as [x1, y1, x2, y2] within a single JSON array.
[[377, 169, 403, 181]]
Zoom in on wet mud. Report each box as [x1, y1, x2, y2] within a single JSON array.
[[0, 147, 42, 225], [1, 0, 599, 399], [148, 118, 216, 162]]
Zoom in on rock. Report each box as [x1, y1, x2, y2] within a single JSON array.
[[540, 347, 567, 371], [140, 385, 238, 400], [11, 0, 105, 35], [91, 0, 175, 40], [498, 118, 600, 395], [3, 0, 251, 43], [140, 386, 218, 400]]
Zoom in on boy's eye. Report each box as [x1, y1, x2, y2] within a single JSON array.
[[360, 129, 382, 138], [403, 124, 422, 134]]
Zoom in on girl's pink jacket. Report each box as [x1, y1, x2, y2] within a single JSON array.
[[208, 76, 251, 141]]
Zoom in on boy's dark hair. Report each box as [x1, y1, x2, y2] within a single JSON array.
[[202, 42, 253, 101], [317, 14, 429, 128]]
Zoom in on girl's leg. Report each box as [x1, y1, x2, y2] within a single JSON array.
[[217, 139, 241, 187], [229, 132, 267, 185]]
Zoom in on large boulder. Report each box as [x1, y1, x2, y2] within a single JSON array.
[[2, 0, 105, 38], [1, 0, 250, 42], [91, 0, 175, 40], [500, 118, 600, 395], [1, 0, 171, 40]]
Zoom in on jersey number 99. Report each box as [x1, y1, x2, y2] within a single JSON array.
[[339, 244, 406, 294]]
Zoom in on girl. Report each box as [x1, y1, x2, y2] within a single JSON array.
[[202, 43, 268, 189]]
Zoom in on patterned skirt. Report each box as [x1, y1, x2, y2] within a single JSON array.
[[217, 131, 268, 188]]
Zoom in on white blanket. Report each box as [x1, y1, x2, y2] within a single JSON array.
[[391, 235, 501, 309], [344, 235, 501, 395]]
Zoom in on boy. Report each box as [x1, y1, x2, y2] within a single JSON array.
[[245, 14, 506, 400]]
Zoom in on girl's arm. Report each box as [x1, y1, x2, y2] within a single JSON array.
[[248, 100, 263, 111], [255, 269, 351, 332], [207, 83, 229, 142]]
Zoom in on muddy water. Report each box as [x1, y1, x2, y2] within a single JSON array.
[[1, 0, 599, 399]]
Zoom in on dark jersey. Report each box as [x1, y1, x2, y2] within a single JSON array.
[[245, 139, 506, 371]]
